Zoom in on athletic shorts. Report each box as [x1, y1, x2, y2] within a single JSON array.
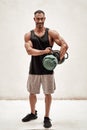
[[27, 74, 56, 94]]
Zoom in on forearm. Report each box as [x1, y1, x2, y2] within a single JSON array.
[[24, 42, 46, 56], [24, 40, 52, 56], [26, 46, 49, 56], [60, 43, 68, 60]]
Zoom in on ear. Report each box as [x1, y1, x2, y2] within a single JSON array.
[[33, 17, 35, 21]]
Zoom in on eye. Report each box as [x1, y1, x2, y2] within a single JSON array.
[[36, 18, 44, 21], [37, 18, 40, 20], [41, 18, 44, 20]]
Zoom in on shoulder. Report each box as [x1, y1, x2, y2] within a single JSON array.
[[48, 29, 60, 39], [48, 29, 59, 36]]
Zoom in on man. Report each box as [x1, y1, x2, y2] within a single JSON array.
[[22, 10, 68, 128]]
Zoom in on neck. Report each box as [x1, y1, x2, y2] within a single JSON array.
[[34, 27, 46, 37], [35, 27, 45, 33]]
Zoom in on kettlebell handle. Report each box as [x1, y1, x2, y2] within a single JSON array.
[[51, 50, 69, 59], [65, 52, 69, 59]]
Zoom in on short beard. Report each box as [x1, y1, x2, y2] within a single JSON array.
[[36, 23, 44, 28]]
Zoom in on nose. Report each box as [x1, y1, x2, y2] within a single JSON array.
[[39, 19, 42, 23]]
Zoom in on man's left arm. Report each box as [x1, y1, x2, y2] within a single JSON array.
[[49, 30, 68, 60]]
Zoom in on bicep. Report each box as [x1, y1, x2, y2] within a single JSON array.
[[49, 30, 65, 46], [24, 32, 33, 50], [24, 40, 33, 51], [51, 31, 68, 54], [55, 36, 66, 46], [24, 32, 31, 42]]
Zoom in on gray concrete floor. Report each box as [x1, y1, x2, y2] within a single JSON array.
[[0, 100, 87, 130]]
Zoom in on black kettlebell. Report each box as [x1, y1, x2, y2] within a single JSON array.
[[51, 50, 69, 64]]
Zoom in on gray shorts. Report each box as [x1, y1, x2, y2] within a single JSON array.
[[27, 74, 56, 94]]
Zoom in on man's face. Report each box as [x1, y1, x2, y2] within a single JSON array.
[[34, 13, 46, 28]]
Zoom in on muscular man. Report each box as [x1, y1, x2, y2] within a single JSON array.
[[22, 10, 68, 128]]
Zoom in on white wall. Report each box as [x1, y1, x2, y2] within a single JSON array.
[[0, 0, 87, 99]]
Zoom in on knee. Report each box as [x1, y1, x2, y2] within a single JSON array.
[[30, 93, 36, 98], [45, 94, 52, 99]]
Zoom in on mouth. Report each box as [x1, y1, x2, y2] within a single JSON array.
[[38, 23, 43, 25], [37, 22, 43, 25], [36, 22, 44, 28]]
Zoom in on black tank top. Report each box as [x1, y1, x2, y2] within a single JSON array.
[[29, 28, 53, 75]]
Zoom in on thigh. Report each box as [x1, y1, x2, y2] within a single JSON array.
[[41, 74, 56, 94], [27, 74, 41, 94]]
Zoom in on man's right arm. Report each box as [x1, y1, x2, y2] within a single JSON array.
[[24, 32, 52, 56]]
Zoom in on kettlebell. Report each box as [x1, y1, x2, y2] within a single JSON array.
[[42, 50, 69, 71]]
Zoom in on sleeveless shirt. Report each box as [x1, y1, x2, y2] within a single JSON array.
[[29, 28, 53, 75]]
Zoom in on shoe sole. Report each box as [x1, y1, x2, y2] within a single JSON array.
[[43, 124, 52, 128], [22, 116, 38, 122]]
